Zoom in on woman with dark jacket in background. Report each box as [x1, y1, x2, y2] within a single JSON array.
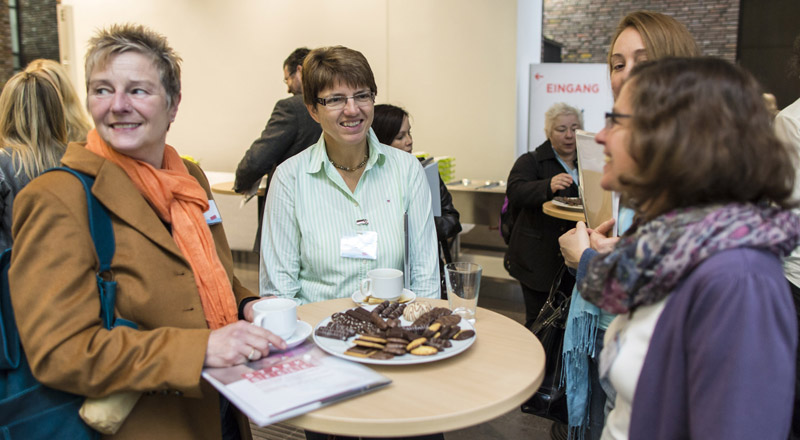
[[505, 102, 582, 328], [372, 104, 461, 297]]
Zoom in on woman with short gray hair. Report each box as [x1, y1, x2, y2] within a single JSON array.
[[505, 101, 583, 328]]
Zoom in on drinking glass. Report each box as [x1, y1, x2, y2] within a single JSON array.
[[444, 262, 482, 323]]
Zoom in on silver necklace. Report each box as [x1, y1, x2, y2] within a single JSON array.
[[329, 153, 369, 172]]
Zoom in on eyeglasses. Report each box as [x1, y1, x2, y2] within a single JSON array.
[[553, 125, 579, 134], [604, 112, 632, 130], [316, 92, 375, 110]]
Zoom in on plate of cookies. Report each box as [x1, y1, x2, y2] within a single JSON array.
[[312, 300, 476, 365]]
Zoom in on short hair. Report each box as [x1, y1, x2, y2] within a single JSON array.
[[607, 11, 700, 73], [372, 104, 409, 145], [85, 23, 182, 108], [622, 57, 796, 219], [301, 46, 377, 108], [284, 47, 310, 73], [0, 70, 68, 179], [25, 59, 93, 143], [543, 102, 583, 138]]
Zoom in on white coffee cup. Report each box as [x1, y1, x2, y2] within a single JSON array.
[[359, 268, 403, 301], [252, 298, 298, 339]]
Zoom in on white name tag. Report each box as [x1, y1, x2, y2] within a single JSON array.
[[204, 200, 222, 225], [340, 231, 378, 260]]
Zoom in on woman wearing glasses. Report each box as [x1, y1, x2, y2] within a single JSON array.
[[260, 46, 439, 305], [505, 102, 583, 329], [557, 12, 700, 440], [574, 57, 798, 440]]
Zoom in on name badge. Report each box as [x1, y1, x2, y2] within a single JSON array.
[[204, 200, 223, 225], [340, 231, 378, 260]]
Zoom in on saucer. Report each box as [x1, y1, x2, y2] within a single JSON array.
[[352, 289, 416, 306], [270, 320, 312, 351]]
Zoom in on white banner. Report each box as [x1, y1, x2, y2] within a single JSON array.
[[528, 63, 614, 152]]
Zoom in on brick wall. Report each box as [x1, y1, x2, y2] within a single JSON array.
[[543, 0, 739, 63], [18, 0, 58, 65], [0, 0, 13, 87]]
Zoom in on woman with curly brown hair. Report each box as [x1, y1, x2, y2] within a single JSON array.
[[773, 32, 800, 440], [567, 57, 798, 439]]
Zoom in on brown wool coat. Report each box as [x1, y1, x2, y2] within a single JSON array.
[[9, 144, 255, 440]]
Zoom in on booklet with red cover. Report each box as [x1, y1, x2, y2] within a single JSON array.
[[202, 341, 391, 427]]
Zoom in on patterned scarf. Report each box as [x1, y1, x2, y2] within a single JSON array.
[[85, 129, 238, 329], [580, 203, 800, 314]]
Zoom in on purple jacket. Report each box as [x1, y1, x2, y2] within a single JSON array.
[[628, 248, 796, 439]]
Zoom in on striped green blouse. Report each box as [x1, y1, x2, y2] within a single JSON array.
[[259, 129, 439, 304]]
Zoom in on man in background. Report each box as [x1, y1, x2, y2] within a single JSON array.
[[234, 47, 322, 251]]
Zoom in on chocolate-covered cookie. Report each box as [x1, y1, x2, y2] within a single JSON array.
[[314, 322, 356, 340], [435, 315, 461, 327], [369, 351, 395, 360], [452, 329, 475, 340], [410, 346, 438, 356], [344, 346, 377, 358], [382, 343, 407, 356]]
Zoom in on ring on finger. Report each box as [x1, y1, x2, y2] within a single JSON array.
[[247, 347, 258, 361]]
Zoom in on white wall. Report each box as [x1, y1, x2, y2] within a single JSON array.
[[61, 0, 539, 181]]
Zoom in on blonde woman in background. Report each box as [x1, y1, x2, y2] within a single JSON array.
[[558, 11, 700, 440], [24, 59, 93, 142], [0, 70, 68, 248]]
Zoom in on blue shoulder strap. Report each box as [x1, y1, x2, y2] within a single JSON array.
[[43, 168, 137, 330], [46, 168, 114, 273]]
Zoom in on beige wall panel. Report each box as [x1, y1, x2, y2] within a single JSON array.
[[62, 0, 515, 181], [62, 0, 388, 171], [385, 0, 517, 181]]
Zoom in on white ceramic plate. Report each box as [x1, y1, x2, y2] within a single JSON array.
[[552, 199, 584, 211], [351, 289, 416, 306], [270, 320, 312, 351], [312, 304, 476, 365]]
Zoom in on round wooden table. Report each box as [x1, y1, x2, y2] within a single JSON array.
[[285, 298, 545, 437], [543, 200, 586, 222]]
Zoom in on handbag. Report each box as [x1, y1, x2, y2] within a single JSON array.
[[0, 168, 137, 439], [520, 264, 571, 424]]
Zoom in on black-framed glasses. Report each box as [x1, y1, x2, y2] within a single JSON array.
[[315, 92, 375, 110], [604, 112, 632, 130]]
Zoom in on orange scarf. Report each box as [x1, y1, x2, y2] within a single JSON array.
[[85, 129, 238, 329]]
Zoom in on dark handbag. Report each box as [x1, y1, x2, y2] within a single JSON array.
[[521, 264, 571, 424], [0, 168, 135, 439]]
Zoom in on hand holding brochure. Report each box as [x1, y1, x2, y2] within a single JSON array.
[[202, 342, 391, 426]]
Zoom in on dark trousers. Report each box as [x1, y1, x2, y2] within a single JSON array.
[[789, 279, 800, 440], [520, 284, 549, 329], [219, 395, 241, 440]]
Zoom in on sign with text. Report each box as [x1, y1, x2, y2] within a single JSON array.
[[528, 63, 614, 152]]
